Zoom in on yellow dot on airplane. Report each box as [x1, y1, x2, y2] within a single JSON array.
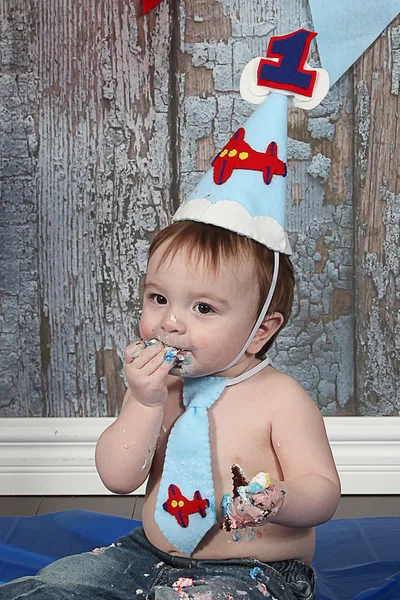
[[220, 149, 228, 157], [171, 500, 178, 508], [228, 149, 237, 157], [178, 500, 185, 507], [239, 152, 249, 160]]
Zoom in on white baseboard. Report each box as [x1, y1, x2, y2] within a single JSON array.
[[0, 417, 399, 495]]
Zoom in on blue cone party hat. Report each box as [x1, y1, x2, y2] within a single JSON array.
[[155, 29, 329, 557], [173, 29, 329, 253]]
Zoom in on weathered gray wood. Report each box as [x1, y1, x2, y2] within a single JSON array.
[[0, 0, 42, 416], [1, 0, 173, 416], [354, 16, 400, 415], [283, 72, 356, 416], [177, 0, 356, 414], [1, 0, 398, 417]]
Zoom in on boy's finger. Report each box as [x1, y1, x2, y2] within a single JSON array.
[[127, 342, 164, 367], [124, 340, 145, 363], [140, 347, 177, 376]]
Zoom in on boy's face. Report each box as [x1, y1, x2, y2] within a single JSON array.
[[140, 242, 260, 378]]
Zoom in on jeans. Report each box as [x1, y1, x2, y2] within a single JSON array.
[[0, 527, 315, 599]]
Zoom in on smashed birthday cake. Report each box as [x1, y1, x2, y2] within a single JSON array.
[[132, 338, 190, 370], [221, 464, 285, 532]]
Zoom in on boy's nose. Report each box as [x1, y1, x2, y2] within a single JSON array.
[[160, 312, 185, 334]]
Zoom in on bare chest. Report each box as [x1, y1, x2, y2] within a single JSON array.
[[144, 376, 315, 563], [209, 389, 282, 506], [156, 381, 282, 515]]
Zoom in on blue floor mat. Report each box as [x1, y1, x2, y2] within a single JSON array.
[[0, 511, 140, 583], [0, 511, 399, 599], [313, 517, 400, 599]]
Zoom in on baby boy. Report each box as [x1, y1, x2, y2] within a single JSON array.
[[0, 28, 340, 600]]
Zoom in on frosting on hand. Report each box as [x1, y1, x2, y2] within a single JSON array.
[[131, 338, 191, 370], [221, 464, 285, 531]]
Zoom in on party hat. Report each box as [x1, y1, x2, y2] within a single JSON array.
[[173, 29, 329, 255]]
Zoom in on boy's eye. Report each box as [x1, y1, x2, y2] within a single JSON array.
[[151, 294, 167, 305], [194, 303, 214, 315]]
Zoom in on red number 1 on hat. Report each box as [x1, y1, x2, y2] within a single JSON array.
[[257, 29, 317, 98]]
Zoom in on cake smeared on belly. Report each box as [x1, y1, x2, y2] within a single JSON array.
[[221, 464, 285, 542]]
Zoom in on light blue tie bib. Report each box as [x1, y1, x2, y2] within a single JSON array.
[[155, 376, 227, 556]]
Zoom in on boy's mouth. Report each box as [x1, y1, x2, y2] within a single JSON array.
[[145, 338, 191, 369], [164, 347, 191, 369]]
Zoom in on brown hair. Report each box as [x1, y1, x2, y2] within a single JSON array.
[[148, 221, 294, 356]]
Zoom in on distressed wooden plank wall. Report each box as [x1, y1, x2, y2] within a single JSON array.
[[1, 0, 173, 416], [1, 1, 398, 417], [178, 0, 356, 416], [354, 23, 400, 415]]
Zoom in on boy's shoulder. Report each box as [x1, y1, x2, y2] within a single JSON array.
[[256, 366, 320, 415], [256, 364, 303, 391]]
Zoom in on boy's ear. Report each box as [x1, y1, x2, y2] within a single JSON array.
[[247, 312, 284, 355]]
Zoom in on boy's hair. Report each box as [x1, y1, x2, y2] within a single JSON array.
[[148, 221, 294, 357]]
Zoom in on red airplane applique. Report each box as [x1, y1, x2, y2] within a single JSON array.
[[211, 128, 287, 186], [163, 484, 210, 528]]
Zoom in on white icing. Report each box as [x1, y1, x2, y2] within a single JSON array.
[[251, 472, 271, 489]]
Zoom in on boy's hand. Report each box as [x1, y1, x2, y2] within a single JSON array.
[[220, 465, 286, 532], [124, 340, 175, 407], [223, 481, 285, 530]]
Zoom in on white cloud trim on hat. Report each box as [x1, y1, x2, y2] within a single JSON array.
[[173, 198, 292, 255]]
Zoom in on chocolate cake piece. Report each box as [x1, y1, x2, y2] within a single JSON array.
[[231, 464, 249, 498]]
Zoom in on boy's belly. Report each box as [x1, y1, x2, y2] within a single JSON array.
[[141, 481, 316, 564]]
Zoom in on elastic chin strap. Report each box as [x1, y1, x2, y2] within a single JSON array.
[[215, 250, 280, 385]]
